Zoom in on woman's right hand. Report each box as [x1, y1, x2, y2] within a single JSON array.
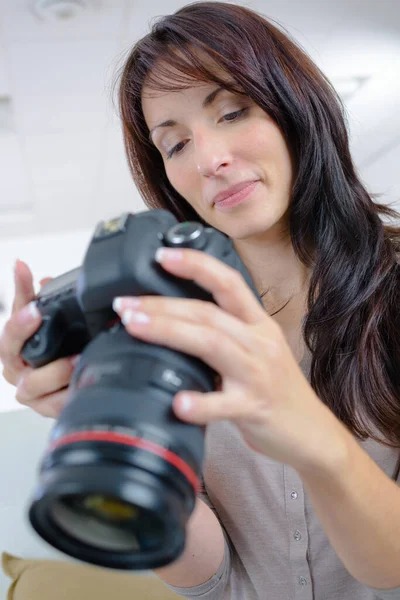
[[0, 259, 78, 418]]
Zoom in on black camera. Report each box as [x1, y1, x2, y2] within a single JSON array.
[[22, 209, 262, 571]]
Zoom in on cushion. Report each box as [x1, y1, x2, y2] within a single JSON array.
[[2, 552, 184, 600]]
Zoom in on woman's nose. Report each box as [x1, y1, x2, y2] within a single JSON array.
[[194, 132, 233, 177]]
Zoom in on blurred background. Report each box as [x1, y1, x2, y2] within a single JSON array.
[[0, 0, 399, 595]]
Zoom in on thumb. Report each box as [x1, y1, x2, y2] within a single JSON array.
[[12, 260, 35, 314]]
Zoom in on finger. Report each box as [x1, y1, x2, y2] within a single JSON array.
[[39, 277, 53, 287], [114, 297, 265, 355], [15, 356, 77, 404], [12, 260, 36, 314], [24, 388, 70, 419], [0, 305, 42, 380], [172, 388, 251, 425], [155, 248, 267, 324], [122, 312, 261, 383]]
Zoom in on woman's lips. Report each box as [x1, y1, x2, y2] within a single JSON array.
[[213, 180, 260, 210]]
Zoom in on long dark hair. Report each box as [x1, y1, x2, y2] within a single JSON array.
[[115, 2, 400, 477]]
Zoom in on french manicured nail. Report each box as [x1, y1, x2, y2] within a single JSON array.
[[121, 310, 151, 325], [113, 297, 141, 313], [155, 248, 183, 263], [178, 394, 193, 413], [112, 297, 122, 312], [17, 301, 40, 324]]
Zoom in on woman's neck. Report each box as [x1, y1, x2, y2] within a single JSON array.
[[233, 234, 312, 358]]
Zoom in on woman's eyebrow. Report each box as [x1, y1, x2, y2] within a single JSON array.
[[148, 86, 226, 144]]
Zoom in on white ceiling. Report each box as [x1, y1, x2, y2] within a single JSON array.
[[0, 0, 399, 243], [0, 0, 399, 588]]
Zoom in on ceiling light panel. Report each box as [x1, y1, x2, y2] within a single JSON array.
[[0, 0, 127, 42]]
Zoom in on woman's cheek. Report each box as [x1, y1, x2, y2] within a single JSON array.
[[166, 163, 194, 200]]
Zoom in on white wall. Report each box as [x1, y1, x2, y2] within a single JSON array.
[[0, 226, 97, 413], [0, 229, 94, 595]]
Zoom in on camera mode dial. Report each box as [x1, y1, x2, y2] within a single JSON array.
[[163, 222, 206, 250]]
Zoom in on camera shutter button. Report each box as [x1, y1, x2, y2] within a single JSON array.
[[164, 222, 206, 250]]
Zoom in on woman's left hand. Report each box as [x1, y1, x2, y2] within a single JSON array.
[[112, 247, 348, 475]]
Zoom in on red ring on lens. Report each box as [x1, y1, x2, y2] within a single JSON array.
[[47, 430, 200, 493]]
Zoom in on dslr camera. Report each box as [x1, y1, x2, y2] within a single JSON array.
[[22, 209, 261, 571]]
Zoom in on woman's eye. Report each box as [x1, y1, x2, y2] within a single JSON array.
[[167, 141, 186, 159], [221, 107, 248, 122], [166, 107, 248, 159]]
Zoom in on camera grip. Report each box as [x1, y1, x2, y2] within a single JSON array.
[[21, 311, 88, 368]]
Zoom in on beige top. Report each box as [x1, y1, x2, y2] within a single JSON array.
[[163, 350, 400, 600]]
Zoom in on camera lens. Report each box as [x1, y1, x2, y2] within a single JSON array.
[[50, 494, 163, 552], [28, 326, 215, 570]]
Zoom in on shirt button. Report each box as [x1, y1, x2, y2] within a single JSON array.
[[299, 577, 307, 586], [294, 530, 302, 541], [291, 491, 298, 499]]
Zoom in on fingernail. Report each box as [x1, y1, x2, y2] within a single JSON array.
[[112, 297, 122, 312], [178, 394, 193, 413], [112, 297, 141, 312], [17, 301, 40, 324], [122, 310, 151, 325], [155, 248, 183, 263]]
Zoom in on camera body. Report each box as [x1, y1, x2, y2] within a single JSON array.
[[22, 210, 261, 367], [23, 209, 262, 571]]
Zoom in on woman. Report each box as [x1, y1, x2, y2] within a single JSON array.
[[1, 2, 400, 599]]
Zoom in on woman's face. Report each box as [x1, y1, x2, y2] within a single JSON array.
[[141, 74, 294, 241]]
